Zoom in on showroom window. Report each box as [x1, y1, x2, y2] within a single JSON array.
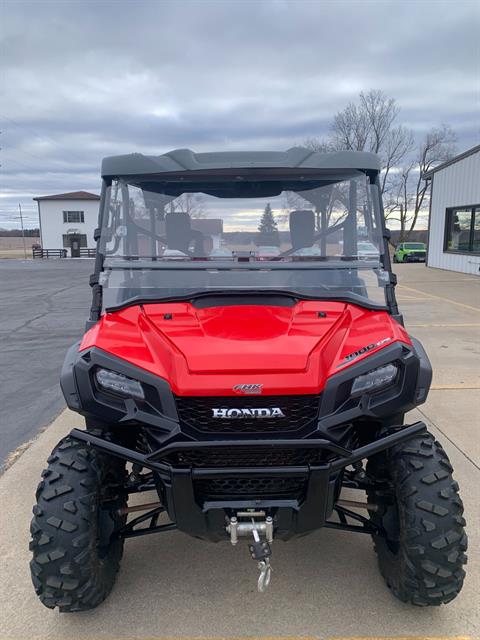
[[444, 206, 480, 254], [63, 210, 85, 223]]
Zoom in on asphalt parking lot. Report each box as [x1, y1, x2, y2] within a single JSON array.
[[0, 262, 479, 639], [0, 259, 93, 465]]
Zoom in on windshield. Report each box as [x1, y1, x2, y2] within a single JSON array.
[[99, 172, 390, 310], [404, 243, 425, 250]]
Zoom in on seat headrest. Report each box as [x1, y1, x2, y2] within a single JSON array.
[[289, 210, 315, 249], [165, 212, 191, 252]]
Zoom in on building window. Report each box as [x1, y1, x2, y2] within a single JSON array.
[[62, 234, 87, 248], [444, 206, 480, 255], [63, 210, 84, 223]]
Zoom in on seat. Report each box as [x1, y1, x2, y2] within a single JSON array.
[[289, 210, 315, 252], [287, 210, 368, 297], [165, 212, 204, 256]]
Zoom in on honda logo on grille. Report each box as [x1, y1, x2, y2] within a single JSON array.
[[211, 408, 286, 419]]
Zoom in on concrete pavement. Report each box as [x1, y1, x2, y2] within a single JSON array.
[[0, 264, 479, 638]]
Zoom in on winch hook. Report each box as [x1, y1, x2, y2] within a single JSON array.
[[248, 520, 273, 593]]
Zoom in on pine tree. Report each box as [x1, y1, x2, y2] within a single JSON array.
[[257, 203, 279, 246]]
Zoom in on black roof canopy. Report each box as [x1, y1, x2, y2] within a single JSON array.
[[101, 147, 381, 179]]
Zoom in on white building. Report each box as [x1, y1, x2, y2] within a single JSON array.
[[33, 191, 100, 257], [424, 145, 480, 275]]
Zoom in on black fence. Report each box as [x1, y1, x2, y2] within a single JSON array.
[[32, 248, 67, 259], [32, 248, 96, 259]]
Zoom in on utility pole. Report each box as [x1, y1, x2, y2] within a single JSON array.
[[18, 203, 27, 259]]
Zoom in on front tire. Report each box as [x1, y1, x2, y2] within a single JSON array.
[[30, 436, 127, 612], [367, 431, 467, 606]]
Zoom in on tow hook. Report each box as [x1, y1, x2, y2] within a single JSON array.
[[226, 512, 274, 592]]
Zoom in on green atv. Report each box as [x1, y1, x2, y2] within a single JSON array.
[[393, 242, 426, 263]]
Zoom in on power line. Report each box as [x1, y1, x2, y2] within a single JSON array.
[[3, 144, 91, 167], [3, 143, 57, 164], [0, 114, 87, 163], [1, 153, 95, 174], [1, 156, 37, 172], [1, 127, 55, 164]]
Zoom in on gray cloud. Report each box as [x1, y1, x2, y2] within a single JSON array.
[[1, 0, 479, 226]]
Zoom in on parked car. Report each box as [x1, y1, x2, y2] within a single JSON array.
[[209, 247, 233, 258], [256, 245, 281, 260], [292, 245, 322, 256], [393, 242, 426, 263], [356, 241, 380, 260]]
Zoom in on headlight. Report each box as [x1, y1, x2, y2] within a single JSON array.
[[351, 364, 398, 397], [95, 368, 145, 400]]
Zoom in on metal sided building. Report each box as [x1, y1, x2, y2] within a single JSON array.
[[424, 144, 480, 275]]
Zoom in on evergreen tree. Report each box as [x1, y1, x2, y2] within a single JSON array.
[[257, 203, 279, 246]]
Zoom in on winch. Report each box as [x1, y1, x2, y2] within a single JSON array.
[[226, 511, 274, 592]]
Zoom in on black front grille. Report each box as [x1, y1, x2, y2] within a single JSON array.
[[195, 477, 305, 500], [175, 394, 320, 433], [165, 446, 328, 468]]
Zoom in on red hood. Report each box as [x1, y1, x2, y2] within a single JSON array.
[[142, 302, 344, 374], [80, 301, 411, 396]]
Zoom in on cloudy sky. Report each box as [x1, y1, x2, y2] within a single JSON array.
[[1, 0, 479, 228]]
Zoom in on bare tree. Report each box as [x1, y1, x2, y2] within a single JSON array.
[[380, 124, 414, 194], [171, 193, 206, 218], [304, 93, 458, 238], [384, 161, 416, 238], [388, 125, 457, 240], [361, 90, 399, 153], [331, 100, 371, 151], [306, 90, 414, 195], [302, 137, 331, 153]]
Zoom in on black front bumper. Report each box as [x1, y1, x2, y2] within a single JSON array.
[[405, 253, 426, 262], [70, 421, 426, 541]]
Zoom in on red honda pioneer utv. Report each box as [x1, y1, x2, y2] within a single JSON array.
[[30, 148, 467, 611]]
